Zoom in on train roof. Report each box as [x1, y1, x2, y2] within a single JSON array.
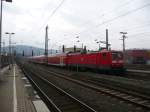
[[67, 49, 122, 55], [48, 53, 67, 57], [28, 55, 45, 59], [30, 50, 122, 58], [30, 53, 66, 58]]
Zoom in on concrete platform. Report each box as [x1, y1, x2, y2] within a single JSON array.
[[0, 65, 37, 112], [0, 64, 50, 112]]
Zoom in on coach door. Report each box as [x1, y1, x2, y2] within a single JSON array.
[[101, 52, 109, 69], [60, 56, 63, 66]]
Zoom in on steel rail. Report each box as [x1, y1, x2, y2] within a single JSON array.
[[21, 67, 62, 112], [33, 65, 150, 110], [22, 65, 97, 112]]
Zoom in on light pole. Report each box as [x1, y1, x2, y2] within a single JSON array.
[[95, 39, 111, 51], [5, 32, 15, 69], [76, 40, 80, 48], [11, 42, 16, 65], [1, 41, 5, 55], [75, 36, 79, 48], [95, 39, 101, 51], [76, 36, 83, 50], [0, 0, 12, 68], [99, 41, 111, 50]]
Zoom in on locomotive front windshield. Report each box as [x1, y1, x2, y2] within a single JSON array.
[[111, 52, 123, 60]]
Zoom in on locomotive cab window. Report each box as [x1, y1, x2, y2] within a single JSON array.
[[112, 52, 123, 60]]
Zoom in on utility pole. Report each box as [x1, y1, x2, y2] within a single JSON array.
[[45, 25, 48, 64], [106, 29, 109, 50], [120, 32, 127, 53], [120, 32, 127, 62]]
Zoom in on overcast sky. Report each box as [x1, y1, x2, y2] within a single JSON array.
[[2, 0, 150, 50]]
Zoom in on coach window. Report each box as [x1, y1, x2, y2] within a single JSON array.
[[102, 53, 107, 59]]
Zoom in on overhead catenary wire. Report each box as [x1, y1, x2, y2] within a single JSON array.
[[38, 0, 66, 33], [111, 21, 150, 32], [77, 2, 150, 35], [78, 0, 135, 29], [31, 0, 66, 48], [37, 0, 135, 46], [34, 1, 150, 50], [96, 3, 150, 26], [39, 1, 143, 41], [108, 22, 150, 38], [128, 31, 150, 37]]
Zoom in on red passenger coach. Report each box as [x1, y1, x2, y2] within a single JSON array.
[[30, 49, 124, 72], [48, 53, 67, 66], [29, 55, 45, 63]]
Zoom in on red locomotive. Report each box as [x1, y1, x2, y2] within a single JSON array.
[[29, 49, 124, 72]]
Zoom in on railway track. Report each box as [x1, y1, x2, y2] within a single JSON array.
[[34, 63, 150, 96], [122, 69, 150, 81], [21, 64, 97, 112], [31, 62, 150, 81], [27, 64, 150, 111], [125, 64, 150, 71]]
